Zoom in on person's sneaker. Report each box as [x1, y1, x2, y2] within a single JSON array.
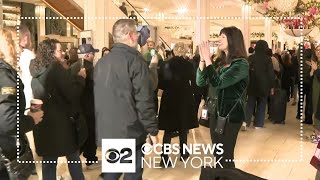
[[241, 122, 247, 131], [254, 127, 263, 129], [86, 160, 102, 170]]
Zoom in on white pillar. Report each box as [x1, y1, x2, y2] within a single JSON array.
[[84, 0, 110, 53], [264, 18, 272, 48], [278, 25, 284, 50], [35, 4, 46, 41], [0, 0, 3, 29], [241, 4, 251, 51], [195, 0, 210, 47]]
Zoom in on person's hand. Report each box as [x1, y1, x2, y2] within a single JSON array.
[[270, 88, 274, 96], [199, 41, 212, 66], [78, 68, 87, 79], [146, 134, 158, 145], [150, 54, 159, 65], [28, 110, 44, 125], [311, 61, 318, 71], [305, 61, 312, 66]]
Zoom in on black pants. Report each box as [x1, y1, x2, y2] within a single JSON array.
[[82, 111, 98, 165], [194, 94, 202, 118], [297, 83, 313, 123], [162, 130, 188, 156], [210, 119, 242, 168], [103, 145, 143, 180], [154, 90, 159, 115], [0, 168, 9, 180]]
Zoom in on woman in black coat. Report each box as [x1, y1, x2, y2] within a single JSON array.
[[158, 43, 198, 166], [0, 28, 43, 179], [280, 53, 294, 101], [30, 39, 86, 180]]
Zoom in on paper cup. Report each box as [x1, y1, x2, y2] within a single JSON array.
[[30, 99, 43, 112]]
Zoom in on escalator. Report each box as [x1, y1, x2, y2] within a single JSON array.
[[40, 0, 170, 49], [115, 0, 171, 50], [42, 0, 84, 31]]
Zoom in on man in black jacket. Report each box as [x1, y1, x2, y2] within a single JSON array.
[[70, 44, 100, 170], [94, 19, 159, 180], [244, 40, 275, 129]]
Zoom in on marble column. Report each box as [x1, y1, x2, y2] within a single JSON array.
[[84, 0, 111, 53], [0, 0, 3, 29], [264, 18, 272, 48], [195, 0, 210, 50], [35, 4, 46, 42], [241, 4, 251, 51]]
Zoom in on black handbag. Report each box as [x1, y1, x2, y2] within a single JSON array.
[[199, 97, 217, 128], [0, 139, 35, 180], [215, 88, 247, 135]]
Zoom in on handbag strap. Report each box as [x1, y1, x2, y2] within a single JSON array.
[[217, 85, 247, 118]]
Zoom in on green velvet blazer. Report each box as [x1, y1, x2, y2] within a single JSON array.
[[196, 58, 249, 123]]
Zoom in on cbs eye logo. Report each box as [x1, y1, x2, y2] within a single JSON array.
[[105, 148, 133, 164]]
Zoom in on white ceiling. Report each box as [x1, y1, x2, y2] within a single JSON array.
[[126, 0, 280, 38]]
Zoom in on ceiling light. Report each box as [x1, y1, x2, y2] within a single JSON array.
[[177, 7, 188, 14], [144, 8, 150, 13]]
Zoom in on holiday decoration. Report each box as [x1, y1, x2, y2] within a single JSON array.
[[243, 0, 320, 37]]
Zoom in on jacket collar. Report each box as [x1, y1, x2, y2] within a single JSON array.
[[0, 59, 12, 70], [111, 43, 139, 55]]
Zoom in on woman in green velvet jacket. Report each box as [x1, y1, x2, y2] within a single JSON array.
[[197, 26, 249, 169]]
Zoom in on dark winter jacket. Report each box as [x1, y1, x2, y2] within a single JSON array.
[[94, 43, 159, 147], [0, 59, 34, 160], [30, 60, 85, 156], [158, 56, 199, 131], [247, 40, 275, 97], [197, 58, 249, 123]]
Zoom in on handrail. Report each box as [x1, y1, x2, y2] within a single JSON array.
[[124, 0, 171, 50]]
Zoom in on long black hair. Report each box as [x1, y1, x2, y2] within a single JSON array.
[[219, 26, 247, 64]]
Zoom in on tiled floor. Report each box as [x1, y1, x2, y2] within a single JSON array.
[[29, 100, 318, 180]]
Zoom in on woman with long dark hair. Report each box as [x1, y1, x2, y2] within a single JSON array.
[[30, 38, 86, 180], [280, 52, 294, 102], [198, 26, 249, 169]]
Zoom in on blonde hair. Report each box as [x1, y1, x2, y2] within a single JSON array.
[[173, 42, 187, 57], [0, 28, 17, 70]]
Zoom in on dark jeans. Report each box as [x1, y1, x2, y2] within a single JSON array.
[[103, 145, 144, 180], [0, 168, 9, 180], [162, 130, 188, 156], [194, 94, 203, 117], [297, 83, 313, 123], [42, 151, 84, 180], [154, 90, 159, 115], [210, 120, 242, 168], [245, 96, 268, 127], [82, 112, 98, 165]]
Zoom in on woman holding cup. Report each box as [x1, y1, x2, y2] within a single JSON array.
[[0, 28, 43, 179], [30, 38, 86, 180]]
